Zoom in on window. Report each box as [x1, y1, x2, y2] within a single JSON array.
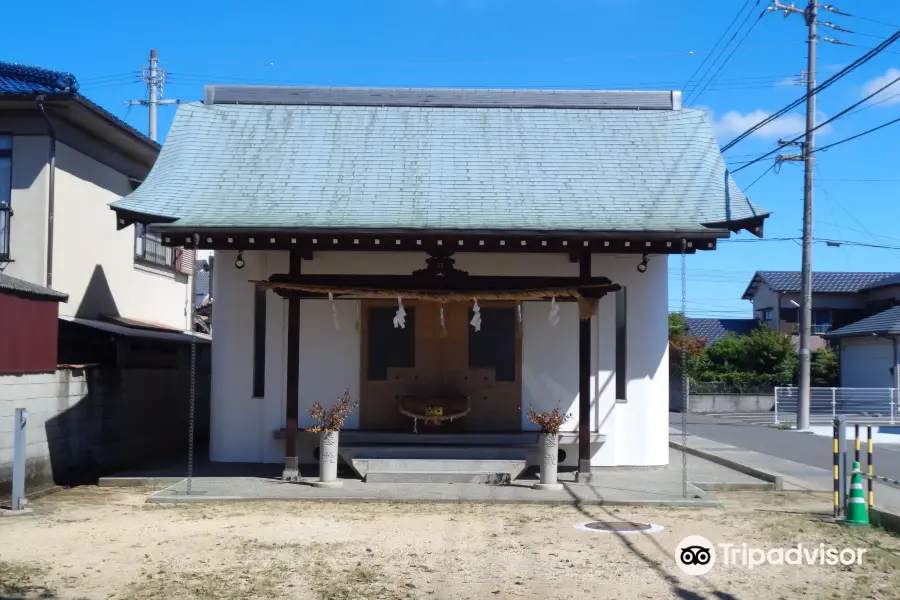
[[812, 309, 832, 334], [134, 223, 175, 268], [252, 288, 266, 397], [0, 134, 11, 260], [760, 308, 774, 324], [468, 307, 516, 381], [367, 306, 416, 380]]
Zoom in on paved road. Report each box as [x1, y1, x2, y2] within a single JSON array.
[[670, 412, 900, 483]]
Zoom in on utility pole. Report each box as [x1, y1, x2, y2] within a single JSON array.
[[769, 0, 850, 430], [769, 0, 817, 430], [127, 49, 179, 142]]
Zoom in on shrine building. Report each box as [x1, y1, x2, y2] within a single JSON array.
[[109, 86, 770, 481]]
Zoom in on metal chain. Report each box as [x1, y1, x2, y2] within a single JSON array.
[[681, 240, 688, 498], [186, 237, 199, 496]]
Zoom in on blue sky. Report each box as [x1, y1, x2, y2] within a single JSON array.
[[4, 0, 900, 318]]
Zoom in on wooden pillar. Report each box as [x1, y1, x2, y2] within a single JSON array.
[[283, 250, 301, 481], [578, 253, 592, 475]]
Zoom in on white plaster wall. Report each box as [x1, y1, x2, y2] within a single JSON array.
[[4, 136, 49, 285], [51, 143, 188, 330], [595, 254, 669, 466], [210, 250, 669, 467], [210, 251, 265, 462]]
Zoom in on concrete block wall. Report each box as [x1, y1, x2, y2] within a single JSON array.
[[0, 368, 210, 498]]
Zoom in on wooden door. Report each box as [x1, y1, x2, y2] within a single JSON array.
[[359, 300, 522, 432]]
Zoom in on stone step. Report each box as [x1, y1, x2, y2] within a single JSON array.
[[351, 458, 528, 482], [340, 444, 534, 461], [365, 470, 515, 484]]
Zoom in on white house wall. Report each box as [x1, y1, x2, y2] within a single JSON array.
[[780, 292, 867, 310], [3, 138, 189, 331], [210, 250, 669, 467], [750, 284, 780, 323], [5, 136, 49, 285], [52, 143, 189, 330]]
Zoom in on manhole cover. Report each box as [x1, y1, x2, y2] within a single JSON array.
[[575, 521, 664, 534]]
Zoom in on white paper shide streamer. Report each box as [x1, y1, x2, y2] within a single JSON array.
[[393, 296, 406, 329], [470, 299, 482, 332], [548, 296, 560, 327], [328, 292, 340, 331]]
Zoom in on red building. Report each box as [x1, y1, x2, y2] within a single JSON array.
[[0, 274, 68, 374]]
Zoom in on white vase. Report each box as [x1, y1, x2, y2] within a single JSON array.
[[312, 430, 343, 488], [534, 432, 563, 491]]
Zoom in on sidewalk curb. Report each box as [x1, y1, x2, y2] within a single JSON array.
[[670, 440, 784, 491], [871, 507, 900, 534]]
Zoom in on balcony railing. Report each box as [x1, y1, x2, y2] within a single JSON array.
[[135, 232, 175, 268]]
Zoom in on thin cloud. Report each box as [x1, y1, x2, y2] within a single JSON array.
[[704, 108, 832, 141], [861, 67, 900, 107]]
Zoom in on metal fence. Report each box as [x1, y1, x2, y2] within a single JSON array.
[[774, 387, 899, 425]]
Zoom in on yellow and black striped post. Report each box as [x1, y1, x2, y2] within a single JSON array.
[[834, 419, 841, 518], [868, 426, 874, 508], [855, 424, 861, 465]]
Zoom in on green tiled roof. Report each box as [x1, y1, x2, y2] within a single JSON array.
[[110, 92, 769, 233]]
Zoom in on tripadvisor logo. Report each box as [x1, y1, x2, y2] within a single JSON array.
[[675, 536, 867, 575]]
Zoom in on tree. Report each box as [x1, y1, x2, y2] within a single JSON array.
[[740, 323, 797, 386], [668, 313, 707, 378], [703, 333, 746, 373], [810, 345, 840, 387]]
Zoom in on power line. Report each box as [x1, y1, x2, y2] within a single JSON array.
[[158, 40, 807, 70], [682, 0, 757, 95], [851, 14, 900, 29], [687, 3, 767, 106], [817, 177, 900, 182], [742, 162, 778, 190], [721, 29, 900, 153], [166, 72, 799, 91], [813, 114, 900, 155], [731, 68, 900, 173]]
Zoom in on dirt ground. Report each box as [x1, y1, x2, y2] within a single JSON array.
[[2, 488, 900, 600]]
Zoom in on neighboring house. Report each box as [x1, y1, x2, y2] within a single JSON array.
[[109, 86, 770, 478], [825, 306, 900, 391], [194, 256, 213, 334], [0, 274, 68, 374], [741, 271, 900, 347], [0, 61, 195, 334], [686, 317, 758, 346]]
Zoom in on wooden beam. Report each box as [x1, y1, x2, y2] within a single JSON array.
[[154, 230, 715, 254], [578, 253, 592, 475], [283, 250, 302, 481]]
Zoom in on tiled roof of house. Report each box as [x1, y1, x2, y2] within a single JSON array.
[[686, 318, 758, 345], [110, 89, 770, 233], [0, 274, 68, 301], [861, 272, 900, 292], [742, 271, 898, 300], [0, 61, 157, 149], [825, 306, 900, 338], [0, 62, 79, 95]]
